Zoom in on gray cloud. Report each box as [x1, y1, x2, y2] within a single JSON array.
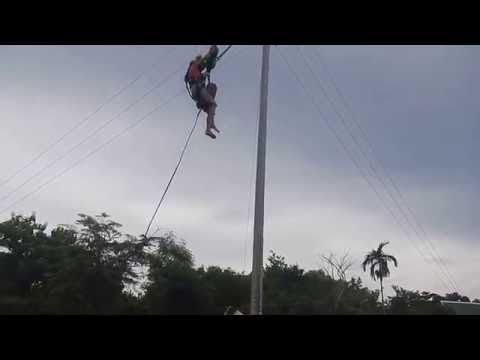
[[0, 45, 478, 299]]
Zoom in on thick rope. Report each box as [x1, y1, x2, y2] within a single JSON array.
[[144, 109, 202, 238], [217, 45, 233, 60], [146, 46, 233, 238]]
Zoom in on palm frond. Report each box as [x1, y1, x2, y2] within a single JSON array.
[[362, 252, 375, 272], [384, 254, 398, 267], [370, 260, 380, 281], [377, 241, 390, 253], [361, 259, 369, 272], [379, 261, 390, 278], [370, 264, 376, 280], [363, 242, 397, 283]]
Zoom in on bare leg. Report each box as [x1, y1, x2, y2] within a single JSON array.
[[210, 106, 220, 133], [206, 83, 219, 133], [210, 105, 219, 133], [205, 104, 217, 139], [199, 87, 218, 139]]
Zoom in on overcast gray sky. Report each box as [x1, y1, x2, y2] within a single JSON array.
[[0, 45, 478, 299]]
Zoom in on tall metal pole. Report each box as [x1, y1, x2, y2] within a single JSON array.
[[250, 45, 270, 315]]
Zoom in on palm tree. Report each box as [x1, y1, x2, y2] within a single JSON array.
[[362, 242, 398, 311]]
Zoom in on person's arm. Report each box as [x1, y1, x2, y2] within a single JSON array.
[[198, 55, 210, 71], [200, 49, 218, 72]]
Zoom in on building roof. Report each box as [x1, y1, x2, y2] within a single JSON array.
[[441, 301, 480, 315]]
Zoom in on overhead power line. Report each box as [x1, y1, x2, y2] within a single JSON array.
[[0, 45, 182, 190], [0, 55, 188, 205], [275, 46, 455, 293], [306, 46, 461, 293]]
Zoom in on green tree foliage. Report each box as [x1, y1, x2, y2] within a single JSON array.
[[142, 233, 213, 314], [0, 213, 150, 314], [0, 214, 49, 313], [387, 286, 454, 315], [0, 213, 473, 315], [443, 292, 470, 303], [263, 251, 381, 314], [197, 266, 250, 314]]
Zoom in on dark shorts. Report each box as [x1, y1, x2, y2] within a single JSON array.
[[190, 83, 217, 111]]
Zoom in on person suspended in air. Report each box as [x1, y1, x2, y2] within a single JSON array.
[[185, 45, 220, 139]]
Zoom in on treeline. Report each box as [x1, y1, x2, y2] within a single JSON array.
[[0, 213, 474, 314]]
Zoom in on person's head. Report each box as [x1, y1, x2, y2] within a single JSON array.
[[193, 55, 202, 63], [208, 45, 219, 55]]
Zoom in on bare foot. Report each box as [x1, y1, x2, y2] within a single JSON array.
[[205, 130, 216, 139]]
